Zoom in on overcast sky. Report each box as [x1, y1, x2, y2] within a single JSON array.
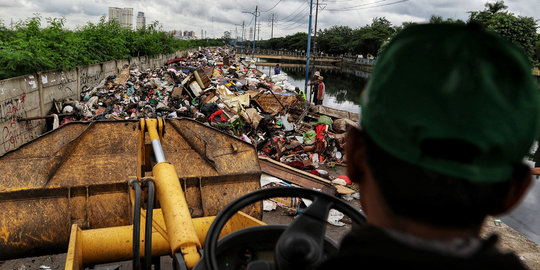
[[1, 0, 538, 39]]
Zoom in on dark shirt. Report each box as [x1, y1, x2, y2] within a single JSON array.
[[274, 66, 281, 75], [318, 224, 527, 270]]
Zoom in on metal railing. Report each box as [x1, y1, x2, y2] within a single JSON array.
[[236, 49, 343, 60]]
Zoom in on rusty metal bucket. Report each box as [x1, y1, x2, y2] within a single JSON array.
[[0, 119, 261, 260]]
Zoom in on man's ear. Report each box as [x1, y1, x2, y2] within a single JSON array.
[[491, 165, 533, 216], [345, 126, 368, 185]]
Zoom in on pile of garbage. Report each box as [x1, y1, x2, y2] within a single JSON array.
[[49, 47, 358, 181]]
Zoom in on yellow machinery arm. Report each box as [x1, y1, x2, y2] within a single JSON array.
[[0, 118, 263, 268], [145, 118, 202, 266], [65, 209, 264, 268]]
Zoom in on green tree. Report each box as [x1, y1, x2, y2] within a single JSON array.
[[317, 26, 353, 55], [535, 40, 540, 66], [429, 15, 444, 23], [0, 16, 226, 80], [469, 1, 539, 65], [428, 15, 466, 25], [351, 17, 395, 56], [486, 1, 508, 14]]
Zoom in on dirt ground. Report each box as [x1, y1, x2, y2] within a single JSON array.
[[1, 164, 539, 269]]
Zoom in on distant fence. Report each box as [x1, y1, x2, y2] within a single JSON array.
[[0, 49, 196, 156], [236, 49, 376, 66], [342, 56, 376, 66], [236, 48, 343, 60]]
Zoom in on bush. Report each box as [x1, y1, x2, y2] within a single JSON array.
[[0, 16, 224, 80]]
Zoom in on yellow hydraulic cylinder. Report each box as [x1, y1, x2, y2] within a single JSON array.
[[146, 119, 201, 269], [153, 163, 201, 266], [81, 223, 170, 265]]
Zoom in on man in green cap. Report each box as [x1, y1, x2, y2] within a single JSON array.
[[319, 23, 539, 269]]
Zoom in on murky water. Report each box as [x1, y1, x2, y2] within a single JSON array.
[[258, 60, 540, 246], [258, 64, 365, 114]]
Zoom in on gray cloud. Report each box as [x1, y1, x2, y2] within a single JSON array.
[[0, 0, 537, 37], [0, 0, 22, 8]]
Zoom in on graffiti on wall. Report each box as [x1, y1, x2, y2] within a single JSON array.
[[80, 68, 103, 93], [0, 94, 43, 154]]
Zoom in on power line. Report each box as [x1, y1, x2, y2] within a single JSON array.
[[242, 5, 260, 58], [327, 0, 388, 10], [279, 0, 310, 21], [262, 0, 283, 12], [278, 14, 307, 29], [245, 15, 254, 28], [327, 0, 408, 11], [325, 0, 363, 2], [279, 14, 309, 30], [278, 4, 310, 24]]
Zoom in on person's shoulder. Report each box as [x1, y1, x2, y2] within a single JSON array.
[[318, 225, 527, 270]]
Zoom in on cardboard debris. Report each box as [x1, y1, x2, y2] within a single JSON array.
[[253, 93, 297, 114], [114, 65, 131, 84], [46, 47, 359, 208], [245, 108, 263, 128]]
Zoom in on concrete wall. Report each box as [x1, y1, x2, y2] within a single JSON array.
[[0, 49, 193, 156], [41, 69, 79, 111], [0, 74, 45, 155], [80, 63, 103, 93]]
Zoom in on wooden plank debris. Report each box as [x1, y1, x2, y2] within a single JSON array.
[[259, 157, 356, 195]]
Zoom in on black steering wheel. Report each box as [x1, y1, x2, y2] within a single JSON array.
[[200, 187, 366, 270]]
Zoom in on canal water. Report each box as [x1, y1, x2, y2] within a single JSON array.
[[258, 60, 540, 246], [258, 64, 365, 114]]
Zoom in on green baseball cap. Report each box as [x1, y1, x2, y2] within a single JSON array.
[[361, 23, 540, 184]]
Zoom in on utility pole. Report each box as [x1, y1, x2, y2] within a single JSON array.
[[314, 0, 320, 55], [235, 22, 245, 52], [254, 5, 258, 57], [304, 0, 314, 96], [311, 0, 326, 78], [243, 5, 260, 59], [242, 21, 245, 51], [310, 0, 320, 79], [235, 27, 238, 50], [313, 0, 326, 56], [270, 14, 275, 39]]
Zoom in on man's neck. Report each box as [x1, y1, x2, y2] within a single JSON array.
[[371, 216, 481, 239], [361, 177, 481, 239]]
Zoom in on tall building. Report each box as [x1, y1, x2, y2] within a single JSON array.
[[136, 12, 146, 30], [122, 8, 133, 29], [108, 7, 122, 24], [108, 7, 133, 29]]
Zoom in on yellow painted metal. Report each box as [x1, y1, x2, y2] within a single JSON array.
[[81, 221, 170, 264], [158, 117, 164, 140], [146, 119, 201, 269], [65, 224, 83, 270], [0, 119, 261, 260], [146, 119, 160, 141], [64, 210, 266, 269], [165, 119, 262, 218], [153, 162, 201, 268], [138, 119, 146, 178]]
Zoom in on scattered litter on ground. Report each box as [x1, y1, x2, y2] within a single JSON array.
[[342, 193, 360, 202], [44, 46, 360, 211], [263, 200, 278, 212], [327, 209, 346, 227]]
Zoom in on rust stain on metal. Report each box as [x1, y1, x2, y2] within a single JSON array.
[[0, 119, 262, 260]]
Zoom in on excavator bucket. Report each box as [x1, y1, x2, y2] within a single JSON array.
[[0, 118, 261, 260]]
